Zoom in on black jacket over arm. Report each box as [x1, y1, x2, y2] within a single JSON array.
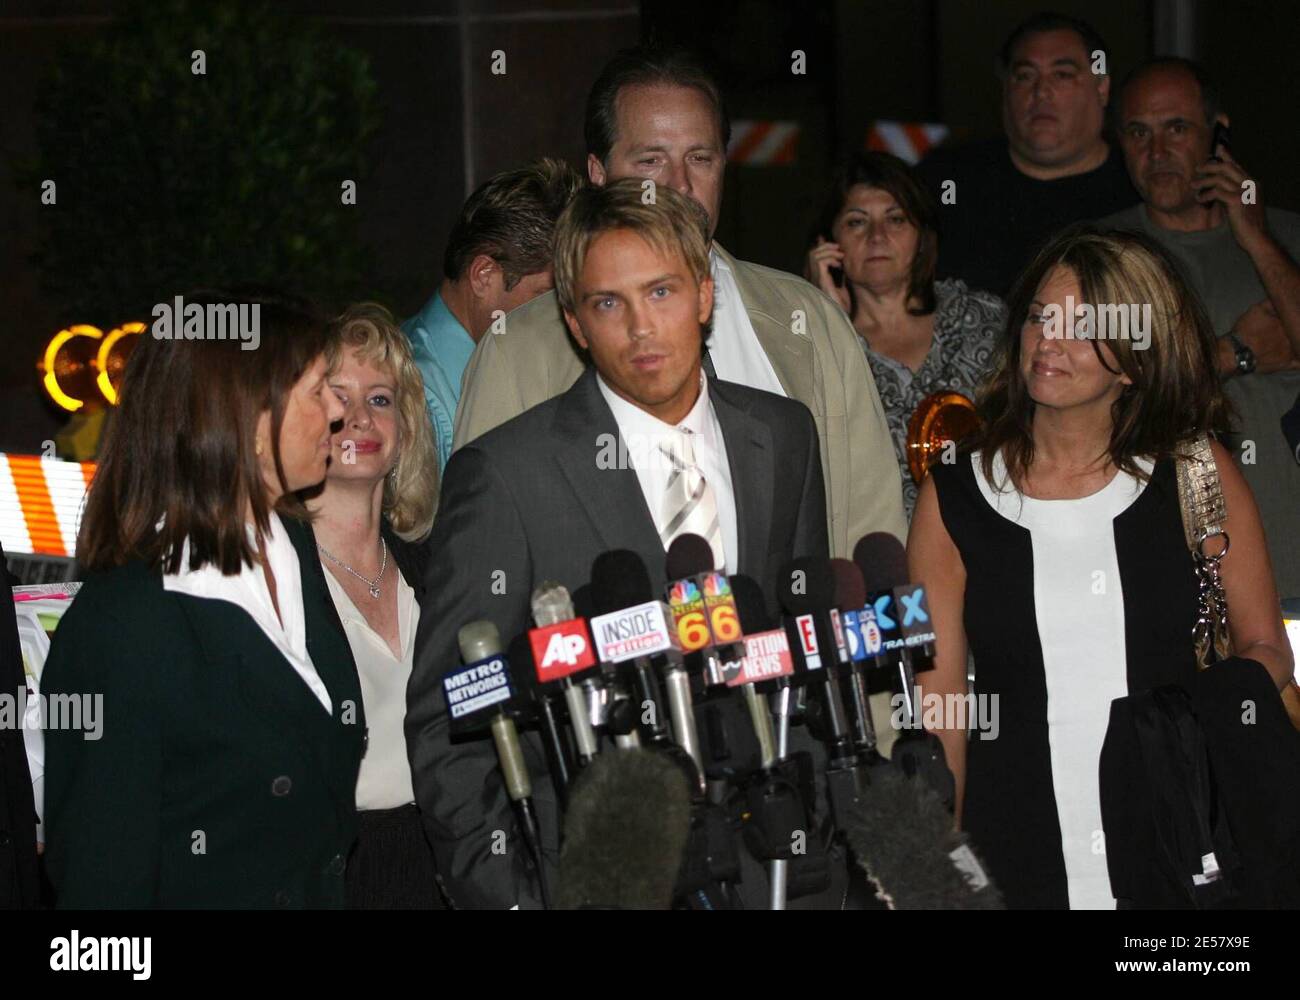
[[41, 517, 365, 908], [407, 370, 829, 909]]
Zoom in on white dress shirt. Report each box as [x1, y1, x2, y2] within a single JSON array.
[[707, 245, 787, 397], [596, 370, 738, 574], [322, 565, 418, 811], [161, 511, 332, 714]]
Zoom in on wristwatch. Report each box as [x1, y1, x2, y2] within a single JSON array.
[[1227, 331, 1257, 376]]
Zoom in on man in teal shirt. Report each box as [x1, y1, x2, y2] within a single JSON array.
[[403, 158, 581, 470]]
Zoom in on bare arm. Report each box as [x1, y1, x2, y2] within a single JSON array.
[[1196, 148, 1300, 360], [1211, 441, 1295, 690], [907, 473, 970, 824]]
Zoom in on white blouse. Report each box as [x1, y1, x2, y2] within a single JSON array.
[[322, 563, 418, 811]]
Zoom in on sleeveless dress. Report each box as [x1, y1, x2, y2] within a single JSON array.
[[930, 450, 1200, 908]]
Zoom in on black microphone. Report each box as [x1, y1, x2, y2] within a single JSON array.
[[587, 550, 678, 754], [449, 620, 551, 908], [854, 532, 917, 725], [854, 532, 953, 809], [778, 556, 857, 767], [844, 761, 1003, 909], [732, 572, 806, 909], [573, 582, 636, 749], [556, 748, 693, 909], [830, 557, 883, 761], [506, 632, 572, 808]]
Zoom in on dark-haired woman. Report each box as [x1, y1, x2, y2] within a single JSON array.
[[807, 152, 1006, 518], [908, 229, 1293, 908], [41, 292, 362, 908]]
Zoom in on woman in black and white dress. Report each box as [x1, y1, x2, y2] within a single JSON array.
[[908, 228, 1294, 908]]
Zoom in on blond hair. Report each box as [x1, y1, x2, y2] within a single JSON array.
[[327, 303, 440, 541], [553, 179, 711, 315]]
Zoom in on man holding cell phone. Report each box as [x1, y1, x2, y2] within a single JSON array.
[[1101, 56, 1300, 602]]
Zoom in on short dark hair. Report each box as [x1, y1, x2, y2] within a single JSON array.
[[442, 157, 582, 288], [997, 11, 1109, 77], [811, 151, 940, 315], [78, 289, 335, 574], [584, 45, 731, 165], [1115, 57, 1222, 127]]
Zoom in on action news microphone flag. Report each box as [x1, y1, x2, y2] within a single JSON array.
[[449, 620, 551, 908], [556, 748, 693, 910], [844, 760, 1003, 910], [732, 572, 806, 910]]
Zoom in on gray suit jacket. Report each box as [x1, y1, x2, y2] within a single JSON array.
[[408, 368, 829, 908], [451, 243, 907, 557]]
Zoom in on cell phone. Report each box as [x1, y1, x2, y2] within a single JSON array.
[[829, 264, 845, 288], [1209, 122, 1231, 162]]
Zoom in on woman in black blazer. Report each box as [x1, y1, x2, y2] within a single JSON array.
[[304, 303, 444, 908], [42, 291, 363, 908]]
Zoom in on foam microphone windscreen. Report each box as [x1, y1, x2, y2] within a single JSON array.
[[853, 532, 909, 594], [590, 550, 653, 614], [776, 556, 836, 615], [845, 761, 1004, 910], [556, 748, 693, 910], [665, 532, 716, 579], [830, 558, 867, 612], [729, 573, 773, 633]]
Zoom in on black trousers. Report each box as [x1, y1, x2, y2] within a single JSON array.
[[345, 803, 446, 910]]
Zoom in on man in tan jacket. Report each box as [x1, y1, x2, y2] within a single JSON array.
[[453, 46, 906, 555]]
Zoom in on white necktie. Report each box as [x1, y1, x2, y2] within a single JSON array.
[[660, 426, 724, 570]]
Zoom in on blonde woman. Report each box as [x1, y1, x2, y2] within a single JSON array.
[[306, 303, 442, 908]]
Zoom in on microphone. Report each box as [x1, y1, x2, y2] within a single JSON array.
[[556, 748, 693, 909], [573, 583, 638, 749], [529, 581, 600, 767], [506, 632, 573, 808], [731, 572, 801, 910], [450, 620, 550, 908], [664, 533, 744, 689], [854, 532, 918, 726], [844, 761, 1003, 909], [727, 573, 788, 767], [587, 550, 681, 756], [777, 556, 857, 767], [830, 558, 883, 761], [853, 533, 953, 809]]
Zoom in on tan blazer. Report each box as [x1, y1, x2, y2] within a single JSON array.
[[451, 242, 907, 556]]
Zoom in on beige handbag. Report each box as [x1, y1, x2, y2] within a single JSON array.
[[1175, 434, 1300, 728]]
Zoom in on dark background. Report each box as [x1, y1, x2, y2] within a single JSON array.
[[2, 0, 1297, 453]]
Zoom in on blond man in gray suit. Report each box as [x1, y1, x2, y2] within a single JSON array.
[[453, 46, 906, 555]]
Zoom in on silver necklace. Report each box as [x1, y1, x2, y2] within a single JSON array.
[[318, 537, 387, 599]]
